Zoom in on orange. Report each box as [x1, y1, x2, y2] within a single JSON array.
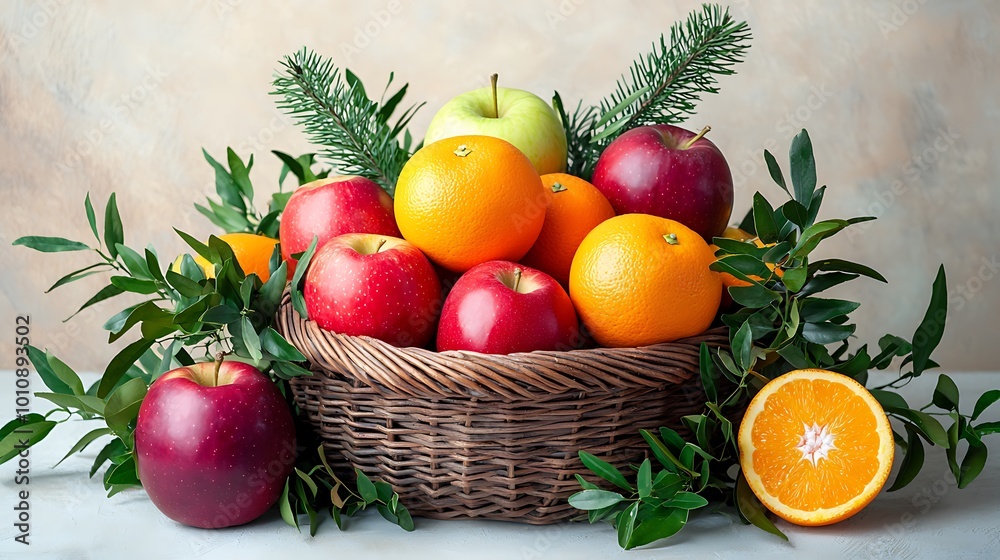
[[738, 369, 894, 526], [172, 233, 278, 282], [394, 135, 546, 272], [520, 173, 615, 286], [569, 214, 721, 347]]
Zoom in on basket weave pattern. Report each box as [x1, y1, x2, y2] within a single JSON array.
[[277, 294, 728, 524]]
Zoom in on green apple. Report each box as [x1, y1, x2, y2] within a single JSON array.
[[424, 75, 567, 174]]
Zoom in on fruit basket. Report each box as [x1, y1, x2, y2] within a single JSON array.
[[277, 291, 728, 523]]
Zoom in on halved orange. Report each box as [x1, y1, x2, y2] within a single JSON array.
[[738, 369, 894, 526]]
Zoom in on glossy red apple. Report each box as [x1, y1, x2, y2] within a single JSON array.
[[591, 124, 734, 240], [135, 360, 296, 529], [279, 176, 401, 275], [305, 233, 441, 347], [436, 261, 579, 354]]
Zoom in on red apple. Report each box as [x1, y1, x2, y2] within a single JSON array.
[[305, 233, 441, 347], [436, 261, 579, 354], [279, 176, 401, 275], [135, 360, 296, 529], [591, 124, 733, 240]]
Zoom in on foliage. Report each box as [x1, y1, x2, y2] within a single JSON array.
[[7, 150, 411, 532], [556, 4, 751, 179], [272, 48, 424, 195], [570, 130, 999, 548]]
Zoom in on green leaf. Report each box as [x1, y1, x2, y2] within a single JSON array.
[[871, 389, 909, 410], [782, 264, 808, 293], [290, 236, 319, 319], [729, 284, 780, 308], [227, 148, 254, 200], [798, 272, 859, 297], [240, 315, 263, 362], [44, 263, 107, 293], [640, 430, 695, 476], [395, 505, 415, 531], [810, 258, 887, 283], [975, 421, 1000, 436], [568, 489, 626, 510], [637, 459, 652, 499], [959, 444, 988, 488], [203, 148, 246, 213], [279, 479, 299, 530], [763, 150, 788, 195], [85, 192, 100, 242], [789, 129, 816, 205], [35, 393, 105, 415], [801, 322, 855, 344], [698, 343, 718, 402], [579, 451, 633, 491], [799, 298, 861, 324], [271, 361, 313, 379], [780, 200, 809, 230], [273, 150, 309, 184], [109, 276, 159, 295], [752, 193, 778, 243], [104, 193, 124, 259], [714, 254, 772, 278], [627, 508, 687, 549], [26, 345, 74, 395], [973, 390, 1000, 421], [174, 229, 213, 261], [664, 491, 709, 510], [805, 185, 826, 226], [202, 304, 242, 325], [257, 261, 288, 318], [90, 438, 126, 478], [104, 377, 148, 438], [165, 271, 203, 298], [932, 374, 960, 411], [736, 473, 787, 541], [886, 407, 949, 447], [356, 469, 378, 504], [732, 322, 753, 371], [98, 338, 154, 398], [260, 328, 306, 362], [617, 501, 639, 550], [12, 236, 90, 253], [911, 265, 947, 377], [45, 352, 84, 395], [595, 85, 651, 128], [888, 425, 925, 492], [0, 418, 56, 464], [55, 427, 113, 468]]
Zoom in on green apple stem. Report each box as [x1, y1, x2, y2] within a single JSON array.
[[490, 73, 499, 118], [682, 125, 711, 150], [512, 267, 522, 292]]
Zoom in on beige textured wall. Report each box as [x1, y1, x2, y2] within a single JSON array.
[[1, 1, 996, 372]]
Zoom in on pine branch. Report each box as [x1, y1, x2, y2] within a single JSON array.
[[553, 92, 601, 180], [563, 4, 750, 179], [271, 48, 424, 195]]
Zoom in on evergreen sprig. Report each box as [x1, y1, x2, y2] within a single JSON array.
[[571, 129, 998, 549], [271, 48, 423, 194], [557, 4, 751, 179]]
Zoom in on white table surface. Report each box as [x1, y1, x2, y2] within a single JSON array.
[[2, 370, 999, 560]]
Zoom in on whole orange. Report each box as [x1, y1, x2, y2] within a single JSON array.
[[173, 233, 278, 282], [520, 173, 615, 286], [569, 214, 721, 347], [394, 135, 546, 272]]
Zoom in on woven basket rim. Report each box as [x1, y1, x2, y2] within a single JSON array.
[[277, 292, 728, 400]]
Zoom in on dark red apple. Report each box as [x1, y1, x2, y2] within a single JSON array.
[[304, 233, 441, 347], [436, 261, 579, 354], [279, 176, 401, 275], [591, 124, 733, 240], [135, 360, 296, 529]]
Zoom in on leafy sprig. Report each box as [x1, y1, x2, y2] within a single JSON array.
[[571, 129, 998, 548], [6, 150, 412, 533], [556, 4, 751, 178], [272, 48, 423, 194]]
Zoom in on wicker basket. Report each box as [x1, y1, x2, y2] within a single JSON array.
[[276, 293, 728, 524]]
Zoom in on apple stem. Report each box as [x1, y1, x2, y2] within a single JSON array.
[[490, 73, 499, 119], [376, 239, 387, 252], [214, 351, 226, 386], [512, 267, 522, 292], [682, 125, 711, 150]]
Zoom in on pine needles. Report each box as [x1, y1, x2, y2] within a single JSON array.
[[271, 48, 423, 195], [559, 4, 751, 178]]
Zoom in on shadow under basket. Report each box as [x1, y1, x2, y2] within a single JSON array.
[[276, 293, 728, 524]]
